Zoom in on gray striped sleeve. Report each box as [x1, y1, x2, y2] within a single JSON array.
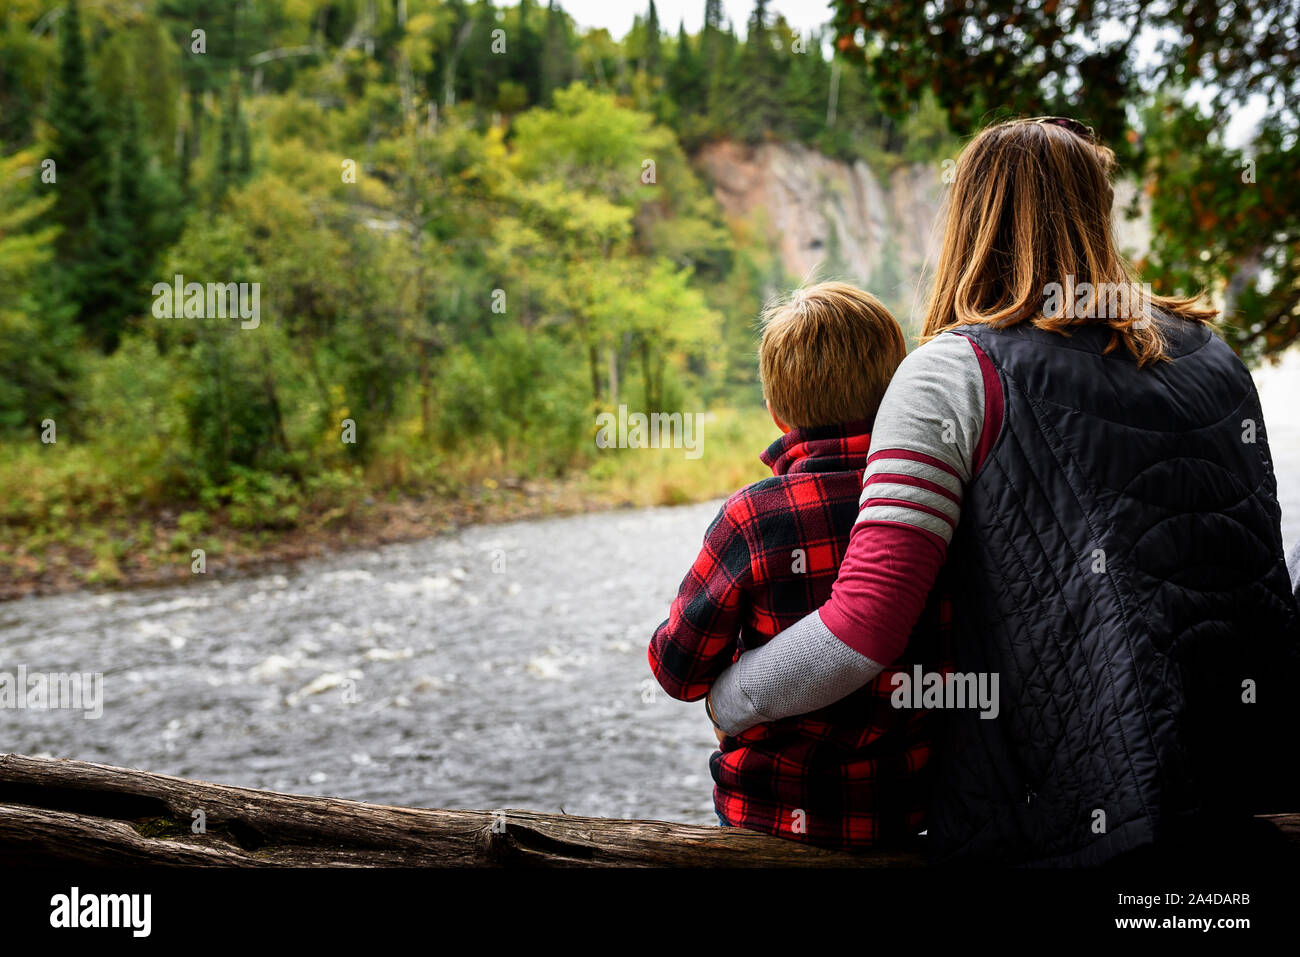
[[708, 610, 885, 732], [707, 333, 989, 734], [856, 331, 987, 545]]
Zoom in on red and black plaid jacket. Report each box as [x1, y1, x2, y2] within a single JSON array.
[[648, 419, 951, 850]]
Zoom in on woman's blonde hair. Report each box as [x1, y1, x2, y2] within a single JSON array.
[[920, 117, 1216, 366]]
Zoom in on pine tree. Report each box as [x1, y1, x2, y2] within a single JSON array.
[[737, 0, 783, 141], [779, 22, 829, 142], [158, 0, 235, 193], [0, 150, 80, 432], [702, 6, 738, 136], [438, 0, 472, 106], [466, 0, 503, 112], [113, 97, 184, 298], [700, 0, 725, 73], [539, 0, 572, 106], [47, 0, 119, 349], [643, 0, 661, 75], [48, 0, 109, 265], [703, 0, 724, 36], [214, 75, 240, 206], [667, 23, 701, 108], [512, 0, 544, 106]]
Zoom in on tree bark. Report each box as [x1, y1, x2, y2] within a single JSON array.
[[5, 754, 1296, 868], [0, 754, 918, 868]]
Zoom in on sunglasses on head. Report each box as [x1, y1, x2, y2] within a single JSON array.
[[1017, 115, 1097, 142]]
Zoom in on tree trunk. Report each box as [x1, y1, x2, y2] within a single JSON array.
[[418, 338, 432, 438], [0, 754, 924, 867], [826, 57, 841, 128], [640, 337, 652, 410], [588, 344, 602, 403], [260, 346, 290, 455], [606, 345, 619, 408], [4, 755, 1297, 868]]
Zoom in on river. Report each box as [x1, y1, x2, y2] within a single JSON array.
[[4, 355, 1300, 827]]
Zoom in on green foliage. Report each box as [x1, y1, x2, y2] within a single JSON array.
[[0, 148, 80, 433], [1140, 104, 1300, 363], [434, 325, 591, 474], [44, 0, 185, 352], [205, 468, 302, 530], [0, 9, 48, 152], [830, 0, 1300, 357], [21, 0, 1265, 565]]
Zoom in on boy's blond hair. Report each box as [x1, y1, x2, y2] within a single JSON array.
[[758, 281, 907, 429]]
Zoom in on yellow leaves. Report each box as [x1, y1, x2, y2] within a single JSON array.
[[406, 12, 440, 36], [323, 384, 351, 446], [483, 125, 509, 158], [509, 179, 634, 246], [399, 12, 441, 76], [0, 149, 58, 288], [280, 0, 325, 25], [231, 173, 316, 235], [478, 125, 511, 183], [509, 84, 673, 200], [566, 255, 719, 358]]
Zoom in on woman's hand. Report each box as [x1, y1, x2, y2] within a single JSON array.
[[706, 690, 726, 745]]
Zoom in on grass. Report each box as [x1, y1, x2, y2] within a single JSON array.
[[580, 407, 776, 507], [0, 405, 779, 597]]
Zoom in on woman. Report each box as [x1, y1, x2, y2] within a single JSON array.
[[705, 117, 1300, 866]]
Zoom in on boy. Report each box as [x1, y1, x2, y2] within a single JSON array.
[[647, 281, 949, 850]]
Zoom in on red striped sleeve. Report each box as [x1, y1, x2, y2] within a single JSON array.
[[862, 471, 963, 505], [816, 333, 1005, 662], [865, 448, 963, 475], [817, 520, 947, 661]]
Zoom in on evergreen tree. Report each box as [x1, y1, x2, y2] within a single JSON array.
[[465, 0, 503, 112], [703, 0, 725, 38], [439, 0, 473, 107], [48, 0, 121, 350], [700, 0, 725, 84], [511, 0, 544, 105], [780, 24, 830, 142], [702, 12, 738, 135], [157, 0, 238, 193], [539, 0, 572, 106], [0, 149, 80, 432], [643, 1, 662, 75], [667, 23, 702, 109], [48, 0, 109, 265], [0, 19, 45, 151], [737, 0, 783, 141], [213, 74, 246, 206], [116, 99, 183, 297]]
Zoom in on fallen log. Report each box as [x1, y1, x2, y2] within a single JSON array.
[[0, 754, 916, 867], [3, 754, 1297, 868]]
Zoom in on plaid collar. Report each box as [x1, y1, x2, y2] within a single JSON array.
[[759, 417, 875, 476]]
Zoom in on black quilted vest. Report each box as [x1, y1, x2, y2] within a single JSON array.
[[926, 316, 1300, 866]]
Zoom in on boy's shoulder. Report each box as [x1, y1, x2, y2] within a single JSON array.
[[717, 467, 865, 533]]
